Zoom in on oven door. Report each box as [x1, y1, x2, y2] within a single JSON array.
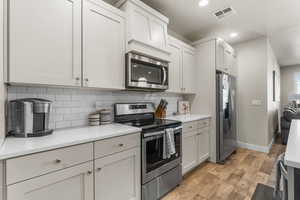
[[142, 127, 182, 184], [126, 53, 169, 90]]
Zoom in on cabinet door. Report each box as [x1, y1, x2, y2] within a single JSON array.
[[149, 18, 168, 50], [216, 40, 225, 72], [182, 48, 196, 93], [9, 0, 81, 86], [182, 131, 198, 175], [130, 8, 151, 44], [95, 148, 141, 200], [7, 162, 94, 200], [197, 128, 210, 165], [168, 41, 182, 93], [83, 0, 125, 89]]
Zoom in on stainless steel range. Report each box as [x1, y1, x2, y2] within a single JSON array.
[[114, 103, 182, 200]]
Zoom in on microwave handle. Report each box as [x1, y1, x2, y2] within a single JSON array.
[[162, 67, 167, 85]]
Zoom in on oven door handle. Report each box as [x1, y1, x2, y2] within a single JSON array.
[[144, 130, 165, 138], [143, 126, 182, 138]]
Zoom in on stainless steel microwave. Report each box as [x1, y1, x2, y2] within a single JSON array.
[[126, 53, 169, 91]]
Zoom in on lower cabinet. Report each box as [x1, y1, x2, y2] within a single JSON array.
[[197, 128, 210, 164], [7, 162, 94, 200], [94, 147, 141, 200], [182, 131, 198, 175], [182, 120, 210, 175]]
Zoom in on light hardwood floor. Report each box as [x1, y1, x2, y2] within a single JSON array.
[[163, 144, 286, 200]]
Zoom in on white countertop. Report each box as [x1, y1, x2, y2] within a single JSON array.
[[285, 120, 300, 168], [0, 124, 141, 160], [166, 114, 211, 123]]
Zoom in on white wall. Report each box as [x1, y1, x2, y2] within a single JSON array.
[[0, 1, 5, 198], [235, 37, 269, 148], [267, 40, 280, 143], [234, 37, 280, 150], [280, 64, 300, 110], [0, 0, 6, 146]]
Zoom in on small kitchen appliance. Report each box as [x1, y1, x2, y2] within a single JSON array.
[[114, 103, 182, 200], [8, 98, 53, 137], [126, 52, 169, 91]]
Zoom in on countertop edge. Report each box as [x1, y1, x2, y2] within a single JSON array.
[[285, 120, 300, 168], [0, 128, 141, 160]]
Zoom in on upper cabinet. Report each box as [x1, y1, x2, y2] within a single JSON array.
[[168, 36, 196, 94], [168, 39, 182, 93], [7, 0, 126, 90], [216, 39, 236, 76], [117, 0, 170, 61], [182, 47, 197, 93], [83, 0, 126, 89], [8, 0, 82, 86]]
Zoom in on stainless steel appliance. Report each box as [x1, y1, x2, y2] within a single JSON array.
[[216, 72, 237, 163], [126, 53, 169, 91], [114, 103, 182, 200], [8, 98, 53, 137]]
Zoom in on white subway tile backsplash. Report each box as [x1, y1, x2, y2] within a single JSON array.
[[7, 86, 183, 129]]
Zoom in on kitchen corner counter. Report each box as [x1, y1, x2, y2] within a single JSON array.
[[166, 114, 211, 123], [0, 124, 141, 160], [285, 120, 300, 168]]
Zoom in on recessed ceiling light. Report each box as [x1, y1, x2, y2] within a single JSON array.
[[230, 32, 238, 38], [198, 0, 209, 7]]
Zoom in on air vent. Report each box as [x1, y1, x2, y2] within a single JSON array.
[[213, 7, 236, 19]]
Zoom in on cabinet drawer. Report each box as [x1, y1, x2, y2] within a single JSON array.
[[94, 133, 140, 159], [183, 121, 198, 133], [6, 143, 93, 185], [198, 119, 210, 129]]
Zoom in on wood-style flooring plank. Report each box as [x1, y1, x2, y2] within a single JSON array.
[[162, 144, 286, 200]]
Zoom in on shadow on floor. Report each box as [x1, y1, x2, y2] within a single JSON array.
[[251, 183, 281, 200]]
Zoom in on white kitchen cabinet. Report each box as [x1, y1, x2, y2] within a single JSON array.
[[168, 40, 182, 93], [83, 0, 126, 89], [182, 47, 197, 93], [7, 162, 94, 200], [94, 148, 141, 200], [216, 39, 236, 76], [117, 0, 170, 61], [197, 128, 210, 164], [168, 36, 196, 94], [8, 0, 82, 86], [182, 131, 198, 175], [182, 119, 210, 175]]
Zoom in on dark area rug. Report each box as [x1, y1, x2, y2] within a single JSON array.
[[251, 183, 281, 200]]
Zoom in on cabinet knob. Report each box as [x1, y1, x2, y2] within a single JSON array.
[[118, 143, 124, 147], [85, 78, 89, 82], [97, 168, 102, 172], [87, 171, 93, 175], [55, 159, 61, 164], [75, 77, 80, 81]]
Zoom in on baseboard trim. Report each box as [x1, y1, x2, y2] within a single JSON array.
[[237, 139, 274, 153]]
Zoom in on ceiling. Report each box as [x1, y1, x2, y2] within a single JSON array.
[[105, 0, 300, 66]]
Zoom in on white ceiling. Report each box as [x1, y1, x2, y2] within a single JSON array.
[[105, 0, 300, 66]]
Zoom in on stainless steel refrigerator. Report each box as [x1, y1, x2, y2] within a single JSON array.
[[216, 72, 237, 163]]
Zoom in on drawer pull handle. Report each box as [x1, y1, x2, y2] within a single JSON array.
[[87, 171, 93, 175], [55, 159, 62, 164], [118, 144, 124, 147]]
